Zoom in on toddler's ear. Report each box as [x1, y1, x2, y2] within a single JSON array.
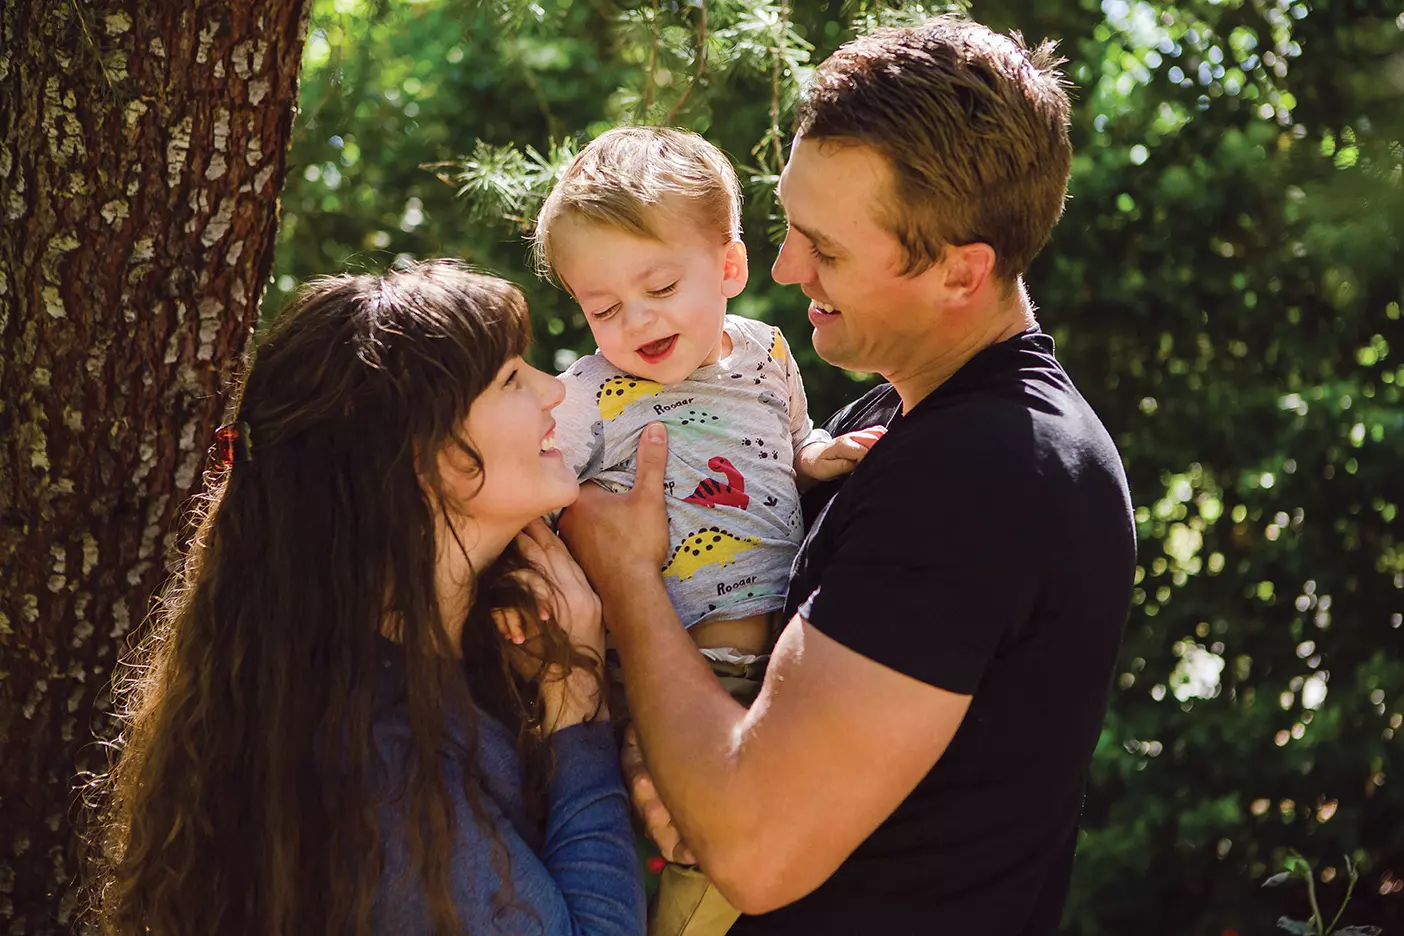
[[721, 239, 749, 299]]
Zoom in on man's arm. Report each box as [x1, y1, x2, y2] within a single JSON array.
[[560, 424, 971, 914]]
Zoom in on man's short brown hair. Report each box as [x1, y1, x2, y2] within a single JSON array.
[[532, 127, 742, 284], [795, 16, 1072, 280]]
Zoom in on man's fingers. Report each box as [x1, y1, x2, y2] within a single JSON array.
[[630, 422, 670, 500], [557, 481, 608, 542]]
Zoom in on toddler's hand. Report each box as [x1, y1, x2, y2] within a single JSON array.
[[795, 425, 887, 487]]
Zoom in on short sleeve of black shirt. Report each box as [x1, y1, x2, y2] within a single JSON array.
[[795, 399, 1041, 696]]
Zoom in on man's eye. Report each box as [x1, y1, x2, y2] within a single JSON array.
[[648, 282, 679, 298], [504, 368, 519, 386]]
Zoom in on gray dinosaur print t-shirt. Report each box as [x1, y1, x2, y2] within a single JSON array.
[[554, 314, 830, 629]]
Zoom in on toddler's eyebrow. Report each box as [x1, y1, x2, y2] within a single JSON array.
[[572, 262, 679, 302], [631, 262, 677, 285]]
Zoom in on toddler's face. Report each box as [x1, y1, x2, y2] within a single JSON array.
[[552, 211, 748, 385]]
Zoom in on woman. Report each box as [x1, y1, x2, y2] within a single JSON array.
[[88, 262, 645, 935]]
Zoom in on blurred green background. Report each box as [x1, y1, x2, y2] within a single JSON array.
[[269, 0, 1404, 932]]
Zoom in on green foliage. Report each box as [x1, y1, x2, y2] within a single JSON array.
[[1262, 852, 1380, 936], [272, 1, 1404, 932]]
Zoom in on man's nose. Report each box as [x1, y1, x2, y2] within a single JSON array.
[[771, 234, 806, 286]]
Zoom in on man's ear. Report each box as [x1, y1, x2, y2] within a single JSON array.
[[721, 239, 749, 299], [941, 242, 997, 300]]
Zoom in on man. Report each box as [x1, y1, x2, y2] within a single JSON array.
[[559, 16, 1136, 934]]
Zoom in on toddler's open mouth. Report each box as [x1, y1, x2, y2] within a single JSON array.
[[637, 335, 679, 363]]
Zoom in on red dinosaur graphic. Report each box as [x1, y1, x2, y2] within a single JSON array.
[[683, 456, 749, 509]]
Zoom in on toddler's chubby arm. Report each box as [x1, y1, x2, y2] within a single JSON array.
[[775, 325, 885, 491]]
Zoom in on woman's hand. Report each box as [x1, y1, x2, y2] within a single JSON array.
[[493, 519, 607, 731]]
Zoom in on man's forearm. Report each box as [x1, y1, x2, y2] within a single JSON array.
[[603, 569, 757, 865]]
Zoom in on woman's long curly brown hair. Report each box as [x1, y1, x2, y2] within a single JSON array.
[[86, 261, 600, 935]]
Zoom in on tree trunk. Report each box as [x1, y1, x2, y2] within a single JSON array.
[[0, 1, 308, 929]]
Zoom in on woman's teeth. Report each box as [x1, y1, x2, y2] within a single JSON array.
[[541, 434, 557, 453], [813, 301, 837, 313]]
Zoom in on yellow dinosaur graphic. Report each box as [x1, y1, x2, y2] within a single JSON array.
[[597, 376, 666, 422], [662, 527, 761, 582], [769, 328, 786, 362]]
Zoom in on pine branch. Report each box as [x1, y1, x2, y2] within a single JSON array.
[[768, 0, 790, 172], [640, 0, 661, 120], [665, 0, 708, 123]]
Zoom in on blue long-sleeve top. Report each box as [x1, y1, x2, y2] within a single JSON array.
[[369, 654, 645, 935]]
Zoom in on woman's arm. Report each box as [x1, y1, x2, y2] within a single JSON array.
[[373, 714, 644, 935], [539, 722, 648, 935]]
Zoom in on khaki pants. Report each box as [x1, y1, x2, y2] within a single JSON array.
[[650, 863, 742, 936], [647, 653, 767, 936]]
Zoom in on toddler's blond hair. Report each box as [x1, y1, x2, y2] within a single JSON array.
[[532, 127, 742, 285]]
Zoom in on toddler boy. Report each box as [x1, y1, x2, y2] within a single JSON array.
[[534, 127, 883, 936]]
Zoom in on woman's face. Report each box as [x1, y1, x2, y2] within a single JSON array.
[[440, 355, 578, 541]]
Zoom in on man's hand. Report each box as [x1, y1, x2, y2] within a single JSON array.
[[558, 422, 671, 614], [795, 426, 887, 489], [621, 725, 696, 865]]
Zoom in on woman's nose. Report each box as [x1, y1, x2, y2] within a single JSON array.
[[537, 366, 566, 410]]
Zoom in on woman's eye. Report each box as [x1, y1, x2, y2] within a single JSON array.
[[648, 282, 679, 298], [809, 244, 835, 266], [590, 304, 621, 320]]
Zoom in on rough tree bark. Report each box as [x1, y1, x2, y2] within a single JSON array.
[[0, 1, 309, 930]]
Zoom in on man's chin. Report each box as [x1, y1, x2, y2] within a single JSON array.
[[811, 335, 859, 371]]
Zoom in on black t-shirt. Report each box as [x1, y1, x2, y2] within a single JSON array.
[[732, 328, 1135, 935]]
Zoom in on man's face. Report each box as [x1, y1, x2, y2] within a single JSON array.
[[772, 136, 943, 377]]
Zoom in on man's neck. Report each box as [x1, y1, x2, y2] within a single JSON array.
[[887, 279, 1036, 414]]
